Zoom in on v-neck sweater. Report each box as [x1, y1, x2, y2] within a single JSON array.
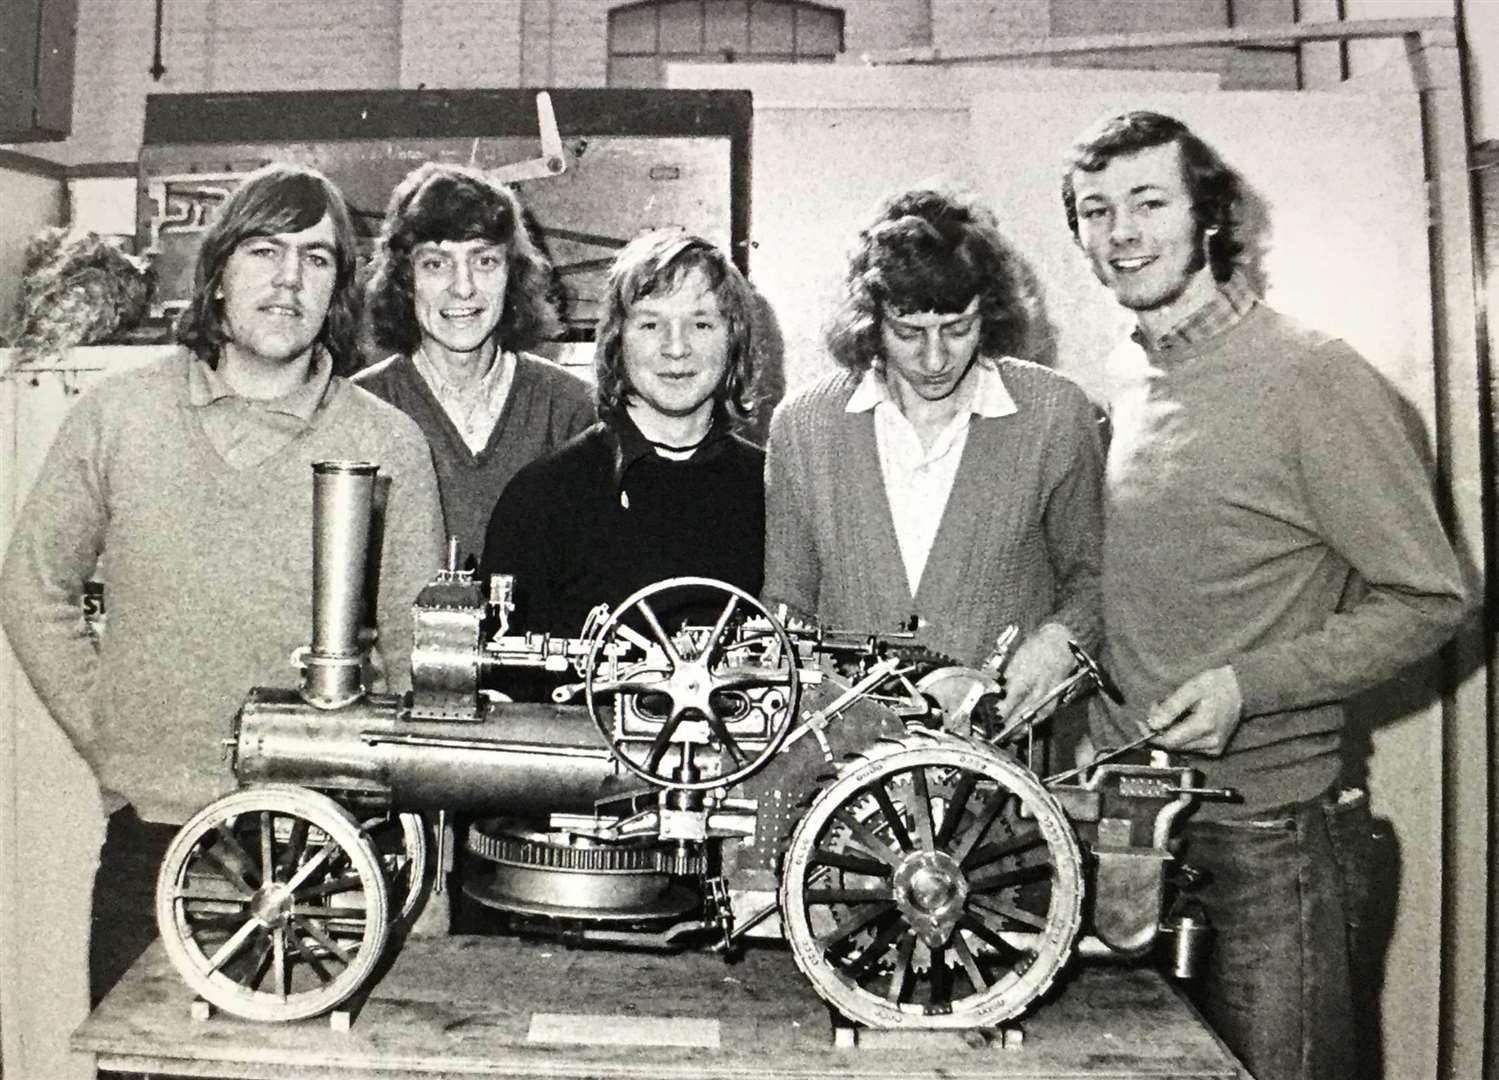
[[354, 351, 596, 566], [763, 359, 1103, 667], [0, 350, 446, 823]]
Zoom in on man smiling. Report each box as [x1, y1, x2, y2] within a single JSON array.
[[1064, 110, 1468, 1080], [479, 229, 764, 640], [358, 163, 595, 565], [0, 163, 444, 1007], [763, 187, 1103, 721]]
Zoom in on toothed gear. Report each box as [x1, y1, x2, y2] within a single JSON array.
[[466, 818, 701, 874]]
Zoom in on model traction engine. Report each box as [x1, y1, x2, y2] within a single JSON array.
[[153, 461, 1221, 1031]]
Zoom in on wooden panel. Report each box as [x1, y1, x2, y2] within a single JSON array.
[[74, 936, 1248, 1078], [0, 0, 78, 141]]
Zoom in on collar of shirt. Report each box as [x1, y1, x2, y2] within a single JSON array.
[[1130, 273, 1259, 355], [846, 357, 1018, 422], [185, 345, 333, 419], [413, 346, 516, 451], [608, 410, 728, 489]]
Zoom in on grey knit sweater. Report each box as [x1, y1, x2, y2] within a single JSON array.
[[353, 351, 595, 566], [0, 351, 445, 823], [763, 359, 1104, 667], [1095, 304, 1468, 817]]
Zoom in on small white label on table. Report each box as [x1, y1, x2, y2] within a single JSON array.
[[527, 1012, 722, 1049]]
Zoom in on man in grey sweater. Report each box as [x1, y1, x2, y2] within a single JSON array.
[[763, 187, 1103, 724], [0, 163, 444, 1007], [1064, 110, 1468, 1080]]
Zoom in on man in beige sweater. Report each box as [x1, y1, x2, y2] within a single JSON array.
[[0, 163, 444, 1007]]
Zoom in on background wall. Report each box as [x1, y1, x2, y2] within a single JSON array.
[[5, 0, 1495, 169], [0, 157, 64, 332]]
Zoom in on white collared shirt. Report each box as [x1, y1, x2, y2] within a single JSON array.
[[413, 346, 516, 454], [846, 359, 1018, 594]]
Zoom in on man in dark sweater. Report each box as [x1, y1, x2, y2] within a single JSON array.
[[1064, 110, 1468, 1080], [480, 230, 764, 643], [357, 162, 595, 566]]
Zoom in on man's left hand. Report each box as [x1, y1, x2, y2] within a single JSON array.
[[994, 623, 1076, 723], [1144, 666, 1244, 756]]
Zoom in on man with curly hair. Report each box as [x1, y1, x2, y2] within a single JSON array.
[[479, 229, 764, 641], [0, 162, 444, 1005], [763, 187, 1103, 721], [357, 162, 595, 565]]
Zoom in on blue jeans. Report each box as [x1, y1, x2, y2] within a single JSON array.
[[1181, 788, 1373, 1080]]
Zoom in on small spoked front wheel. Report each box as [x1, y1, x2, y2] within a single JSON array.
[[155, 784, 391, 1022]]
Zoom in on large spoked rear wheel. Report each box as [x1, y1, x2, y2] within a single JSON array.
[[155, 785, 391, 1022], [780, 732, 1083, 1029]]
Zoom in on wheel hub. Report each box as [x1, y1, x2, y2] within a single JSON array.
[[249, 882, 294, 928], [893, 849, 967, 946]]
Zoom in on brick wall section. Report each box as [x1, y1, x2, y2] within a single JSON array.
[[400, 0, 522, 88], [842, 0, 933, 54], [548, 1, 611, 87], [933, 0, 1050, 51], [520, 0, 554, 87], [19, 0, 403, 166]]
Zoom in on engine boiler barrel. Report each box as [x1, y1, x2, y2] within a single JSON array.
[[233, 688, 619, 817]]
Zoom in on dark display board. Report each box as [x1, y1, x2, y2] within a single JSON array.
[[137, 88, 751, 342]]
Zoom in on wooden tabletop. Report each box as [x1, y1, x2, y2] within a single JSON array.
[[73, 934, 1248, 1079]]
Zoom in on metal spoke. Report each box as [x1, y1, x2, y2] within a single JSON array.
[[831, 809, 904, 870], [275, 818, 310, 883], [588, 669, 669, 698], [703, 712, 748, 767], [293, 914, 356, 967], [259, 811, 275, 884], [643, 712, 686, 772], [868, 784, 913, 852], [284, 928, 336, 984], [710, 668, 795, 693], [886, 932, 918, 1003], [908, 767, 936, 850], [634, 599, 681, 665], [809, 848, 892, 878], [204, 917, 262, 973], [929, 948, 953, 1003], [933, 772, 978, 848], [968, 860, 1052, 893], [806, 886, 895, 905], [969, 893, 1047, 931], [846, 915, 909, 979], [297, 871, 368, 902], [950, 933, 989, 995], [206, 824, 260, 894], [271, 927, 288, 998], [951, 790, 1013, 866], [957, 911, 1026, 956], [814, 902, 893, 951], [700, 594, 740, 663], [965, 825, 1043, 872]]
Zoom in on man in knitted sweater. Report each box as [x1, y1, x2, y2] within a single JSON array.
[[0, 164, 445, 1007], [480, 230, 764, 645], [1064, 111, 1468, 1080], [763, 187, 1103, 724], [357, 163, 595, 566]]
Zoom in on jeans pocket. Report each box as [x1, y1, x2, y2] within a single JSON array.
[[1324, 788, 1373, 941]]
